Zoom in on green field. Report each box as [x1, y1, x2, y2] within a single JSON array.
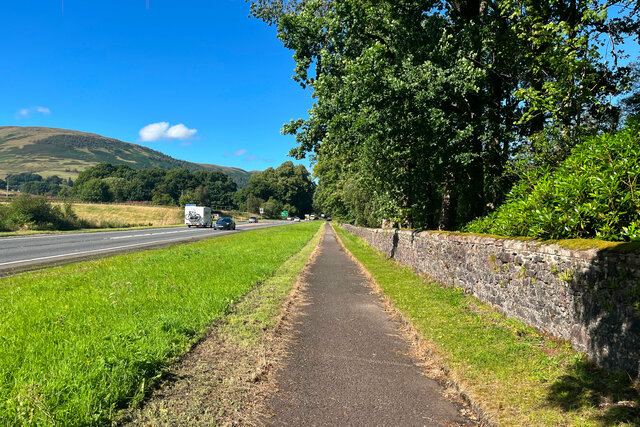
[[0, 222, 321, 425], [335, 225, 640, 426]]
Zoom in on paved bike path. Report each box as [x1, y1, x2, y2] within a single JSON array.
[[265, 225, 474, 426]]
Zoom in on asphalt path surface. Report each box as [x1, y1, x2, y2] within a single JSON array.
[[265, 225, 475, 426], [0, 220, 291, 275]]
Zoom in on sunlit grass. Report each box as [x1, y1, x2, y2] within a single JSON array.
[[0, 222, 321, 425], [64, 203, 184, 227], [335, 225, 640, 426]]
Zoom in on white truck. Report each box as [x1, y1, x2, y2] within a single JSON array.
[[184, 205, 213, 228]]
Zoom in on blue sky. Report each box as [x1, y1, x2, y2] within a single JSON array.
[[2, 2, 638, 175], [1, 0, 313, 172]]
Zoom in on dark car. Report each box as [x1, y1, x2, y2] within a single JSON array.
[[214, 217, 236, 230], [248, 216, 258, 223]]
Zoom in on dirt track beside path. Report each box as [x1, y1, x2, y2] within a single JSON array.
[[265, 225, 477, 426]]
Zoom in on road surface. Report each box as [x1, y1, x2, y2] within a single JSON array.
[[0, 220, 290, 275]]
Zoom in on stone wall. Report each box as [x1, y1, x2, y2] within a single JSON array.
[[340, 224, 640, 380]]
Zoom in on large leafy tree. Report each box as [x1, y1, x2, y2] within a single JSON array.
[[179, 171, 238, 207], [236, 160, 315, 215], [248, 0, 635, 229]]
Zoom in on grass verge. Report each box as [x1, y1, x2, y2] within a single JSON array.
[[334, 225, 640, 426], [119, 222, 325, 425], [0, 221, 321, 425]]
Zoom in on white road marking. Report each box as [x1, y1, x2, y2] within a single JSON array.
[[108, 230, 187, 239]]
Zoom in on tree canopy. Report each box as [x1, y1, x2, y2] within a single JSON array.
[[72, 163, 238, 206], [235, 160, 315, 216], [248, 0, 638, 229]]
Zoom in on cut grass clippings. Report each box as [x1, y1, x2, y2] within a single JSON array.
[[0, 221, 322, 425], [334, 225, 640, 426], [119, 222, 325, 425]]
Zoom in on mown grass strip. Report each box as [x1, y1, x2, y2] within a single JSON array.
[[0, 222, 321, 425], [334, 225, 640, 426], [123, 222, 325, 425]]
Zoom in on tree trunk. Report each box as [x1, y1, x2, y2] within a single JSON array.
[[438, 172, 455, 230]]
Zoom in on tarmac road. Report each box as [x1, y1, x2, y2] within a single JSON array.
[[0, 220, 291, 275]]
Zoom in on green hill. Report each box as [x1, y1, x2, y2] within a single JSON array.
[[0, 126, 256, 187]]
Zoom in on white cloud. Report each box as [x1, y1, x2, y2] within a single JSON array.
[[139, 122, 169, 142], [138, 122, 197, 142], [233, 149, 248, 156], [15, 106, 51, 119], [166, 123, 197, 140]]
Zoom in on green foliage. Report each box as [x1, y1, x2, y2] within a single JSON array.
[[249, 0, 633, 230], [466, 122, 640, 241], [262, 197, 283, 218], [235, 161, 315, 215], [0, 222, 321, 424], [245, 194, 264, 214], [78, 178, 113, 203], [7, 173, 72, 196], [6, 172, 43, 185], [151, 192, 173, 206], [72, 163, 238, 206], [0, 195, 85, 231]]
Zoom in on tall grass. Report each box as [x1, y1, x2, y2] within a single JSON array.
[[0, 222, 321, 425], [68, 203, 183, 227]]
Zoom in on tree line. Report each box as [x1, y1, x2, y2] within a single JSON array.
[[248, 0, 640, 238], [6, 161, 316, 219], [3, 173, 73, 196]]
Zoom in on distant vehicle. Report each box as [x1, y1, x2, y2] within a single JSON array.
[[184, 205, 213, 228], [214, 217, 236, 230], [310, 214, 315, 221], [248, 216, 258, 223], [293, 217, 301, 222], [326, 216, 332, 221], [287, 217, 292, 221]]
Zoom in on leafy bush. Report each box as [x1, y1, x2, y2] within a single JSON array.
[[262, 197, 283, 219], [465, 122, 640, 241], [0, 204, 9, 232], [78, 178, 113, 202], [0, 195, 87, 231]]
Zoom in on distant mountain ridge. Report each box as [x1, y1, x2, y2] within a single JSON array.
[[0, 126, 256, 187]]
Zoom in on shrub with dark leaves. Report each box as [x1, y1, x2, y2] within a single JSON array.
[[466, 121, 640, 241]]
